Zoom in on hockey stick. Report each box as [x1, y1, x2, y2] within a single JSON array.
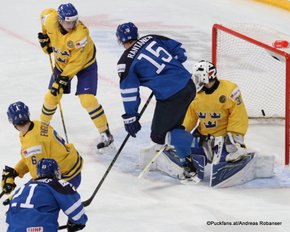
[[58, 225, 67, 230], [82, 92, 154, 207], [49, 54, 69, 143], [137, 145, 168, 179], [0, 191, 5, 199]]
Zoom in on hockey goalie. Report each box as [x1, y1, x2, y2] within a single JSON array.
[[139, 60, 274, 187]]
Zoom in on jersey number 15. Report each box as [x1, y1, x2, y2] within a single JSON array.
[[137, 41, 172, 74]]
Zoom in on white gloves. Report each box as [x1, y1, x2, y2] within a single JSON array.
[[224, 132, 248, 162]]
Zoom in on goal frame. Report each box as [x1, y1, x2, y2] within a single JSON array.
[[212, 24, 290, 165]]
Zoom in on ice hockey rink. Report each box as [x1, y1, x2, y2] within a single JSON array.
[[1, 0, 290, 231]]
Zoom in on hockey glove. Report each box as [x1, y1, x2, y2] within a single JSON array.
[[3, 194, 13, 206], [1, 166, 18, 194], [192, 130, 211, 146], [122, 114, 141, 137], [225, 132, 247, 162], [67, 220, 86, 232], [38, 32, 52, 54], [50, 75, 69, 96]]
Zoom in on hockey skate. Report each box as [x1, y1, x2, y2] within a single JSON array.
[[178, 166, 201, 185], [96, 129, 115, 154], [156, 148, 201, 184]]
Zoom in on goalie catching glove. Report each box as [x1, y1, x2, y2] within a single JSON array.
[[1, 166, 18, 194], [122, 114, 141, 137], [225, 132, 247, 162], [38, 32, 52, 54], [51, 75, 69, 96]]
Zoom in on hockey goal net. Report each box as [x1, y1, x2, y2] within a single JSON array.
[[212, 24, 290, 165]]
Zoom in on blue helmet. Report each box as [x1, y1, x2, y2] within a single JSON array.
[[7, 101, 30, 125], [116, 22, 138, 43], [37, 158, 61, 179], [58, 3, 78, 23]]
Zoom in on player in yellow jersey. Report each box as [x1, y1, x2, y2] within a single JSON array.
[[184, 60, 248, 160], [139, 60, 274, 186], [1, 101, 83, 197], [37, 3, 114, 151], [182, 60, 252, 186], [140, 60, 248, 182]]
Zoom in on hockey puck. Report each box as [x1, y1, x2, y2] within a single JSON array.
[[261, 109, 265, 117]]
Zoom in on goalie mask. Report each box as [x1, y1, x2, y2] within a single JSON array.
[[192, 60, 217, 92]]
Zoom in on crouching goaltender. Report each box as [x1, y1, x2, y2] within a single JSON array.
[[140, 60, 275, 187]]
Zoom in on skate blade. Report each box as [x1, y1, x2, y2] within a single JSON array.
[[96, 143, 116, 155], [179, 176, 201, 185]]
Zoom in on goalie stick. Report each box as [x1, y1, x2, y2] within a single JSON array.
[[138, 145, 168, 179], [82, 92, 154, 207]]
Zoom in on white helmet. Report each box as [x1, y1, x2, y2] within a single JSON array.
[[192, 60, 217, 92]]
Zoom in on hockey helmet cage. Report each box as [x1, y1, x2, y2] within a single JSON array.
[[192, 60, 217, 92]]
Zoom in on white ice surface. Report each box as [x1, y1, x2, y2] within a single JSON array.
[[0, 0, 290, 231]]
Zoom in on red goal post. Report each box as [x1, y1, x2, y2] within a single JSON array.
[[212, 24, 290, 165]]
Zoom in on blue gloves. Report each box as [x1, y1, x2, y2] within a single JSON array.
[[122, 114, 141, 137]]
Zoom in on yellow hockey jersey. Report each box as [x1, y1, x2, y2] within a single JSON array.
[[14, 121, 83, 181], [40, 8, 96, 78], [183, 80, 248, 137]]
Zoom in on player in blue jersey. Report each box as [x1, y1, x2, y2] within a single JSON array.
[[6, 158, 87, 232], [116, 22, 197, 180]]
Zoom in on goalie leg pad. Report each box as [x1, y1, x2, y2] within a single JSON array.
[[255, 153, 275, 178], [191, 154, 206, 180], [210, 153, 256, 188], [155, 150, 184, 179], [139, 143, 164, 170]]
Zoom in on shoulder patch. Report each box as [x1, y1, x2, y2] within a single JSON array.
[[229, 87, 241, 101], [67, 40, 74, 48], [75, 37, 88, 49], [22, 145, 42, 158], [219, 95, 226, 103]]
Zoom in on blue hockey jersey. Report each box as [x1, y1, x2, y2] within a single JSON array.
[[6, 178, 87, 232], [117, 34, 191, 115]]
